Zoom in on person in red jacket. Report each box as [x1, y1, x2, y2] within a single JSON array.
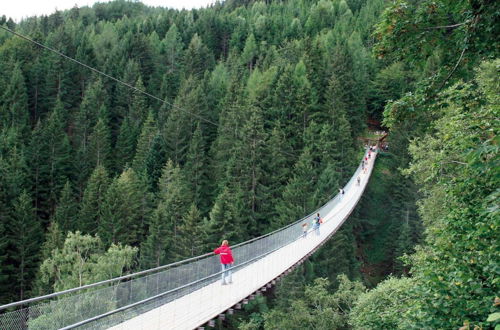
[[214, 240, 234, 285]]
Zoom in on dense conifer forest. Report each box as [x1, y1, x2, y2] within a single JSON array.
[[0, 0, 498, 329]]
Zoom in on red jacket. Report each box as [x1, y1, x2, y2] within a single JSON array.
[[214, 245, 234, 264]]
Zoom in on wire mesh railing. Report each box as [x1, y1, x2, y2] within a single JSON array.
[[0, 148, 375, 330]]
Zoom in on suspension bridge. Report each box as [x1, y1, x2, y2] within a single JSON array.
[[0, 148, 377, 330]]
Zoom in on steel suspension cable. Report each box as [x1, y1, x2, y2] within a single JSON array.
[[0, 25, 314, 164]]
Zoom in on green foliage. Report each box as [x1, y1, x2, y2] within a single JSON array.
[[88, 116, 112, 171], [349, 277, 414, 329], [51, 181, 77, 233], [99, 168, 152, 247], [78, 165, 110, 235], [262, 276, 365, 329], [36, 231, 137, 294], [275, 148, 315, 228], [400, 60, 500, 328], [0, 62, 29, 136]]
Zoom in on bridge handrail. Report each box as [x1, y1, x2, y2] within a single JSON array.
[[0, 148, 368, 312]]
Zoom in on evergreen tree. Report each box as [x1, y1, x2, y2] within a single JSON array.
[[144, 132, 167, 191], [325, 74, 356, 179], [100, 168, 151, 247], [114, 59, 141, 122], [0, 220, 9, 304], [129, 76, 149, 131], [7, 191, 42, 300], [0, 62, 29, 136], [52, 181, 78, 232], [313, 222, 360, 286], [29, 100, 72, 221], [156, 160, 192, 260], [88, 115, 112, 170], [275, 148, 315, 228], [184, 123, 209, 214], [0, 128, 29, 204], [328, 43, 365, 138], [140, 203, 170, 269], [132, 111, 157, 174], [184, 33, 215, 78], [79, 165, 110, 235], [114, 116, 137, 173], [39, 221, 64, 266], [240, 33, 258, 70], [74, 79, 107, 192], [226, 106, 268, 235], [164, 77, 208, 165], [177, 204, 207, 258], [272, 61, 314, 151], [264, 125, 293, 219], [158, 23, 184, 107], [393, 213, 412, 274], [209, 101, 245, 189], [207, 186, 245, 245]]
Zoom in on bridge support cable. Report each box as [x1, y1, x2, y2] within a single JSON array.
[[0, 148, 377, 330]]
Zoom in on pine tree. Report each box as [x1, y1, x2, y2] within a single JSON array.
[[325, 75, 356, 180], [184, 123, 209, 214], [79, 165, 110, 235], [74, 79, 107, 192], [393, 209, 412, 275], [0, 220, 9, 304], [226, 106, 269, 235], [156, 160, 192, 260], [0, 128, 29, 204], [7, 191, 42, 300], [164, 78, 208, 165], [129, 77, 149, 131], [52, 181, 78, 232], [272, 61, 314, 151], [39, 221, 64, 265], [132, 111, 157, 174], [144, 132, 167, 191], [328, 42, 365, 138], [275, 148, 315, 228], [29, 100, 72, 221], [114, 116, 137, 173], [158, 23, 184, 107], [99, 168, 151, 247], [177, 204, 207, 258], [241, 33, 258, 70], [114, 59, 141, 123], [1, 62, 29, 137], [207, 186, 245, 245], [209, 102, 245, 188], [184, 33, 215, 78], [264, 125, 293, 218], [88, 115, 112, 170], [140, 203, 170, 268]]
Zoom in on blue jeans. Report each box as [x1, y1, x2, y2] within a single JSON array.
[[314, 223, 320, 236], [221, 263, 232, 284]]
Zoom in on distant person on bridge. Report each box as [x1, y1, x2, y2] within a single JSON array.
[[312, 213, 323, 236], [302, 223, 308, 238], [214, 240, 234, 285], [357, 176, 361, 186], [339, 187, 345, 198]]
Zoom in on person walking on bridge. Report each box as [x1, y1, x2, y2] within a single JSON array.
[[214, 240, 234, 285], [312, 213, 323, 236]]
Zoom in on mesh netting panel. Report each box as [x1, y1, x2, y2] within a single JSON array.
[[0, 151, 370, 330]]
